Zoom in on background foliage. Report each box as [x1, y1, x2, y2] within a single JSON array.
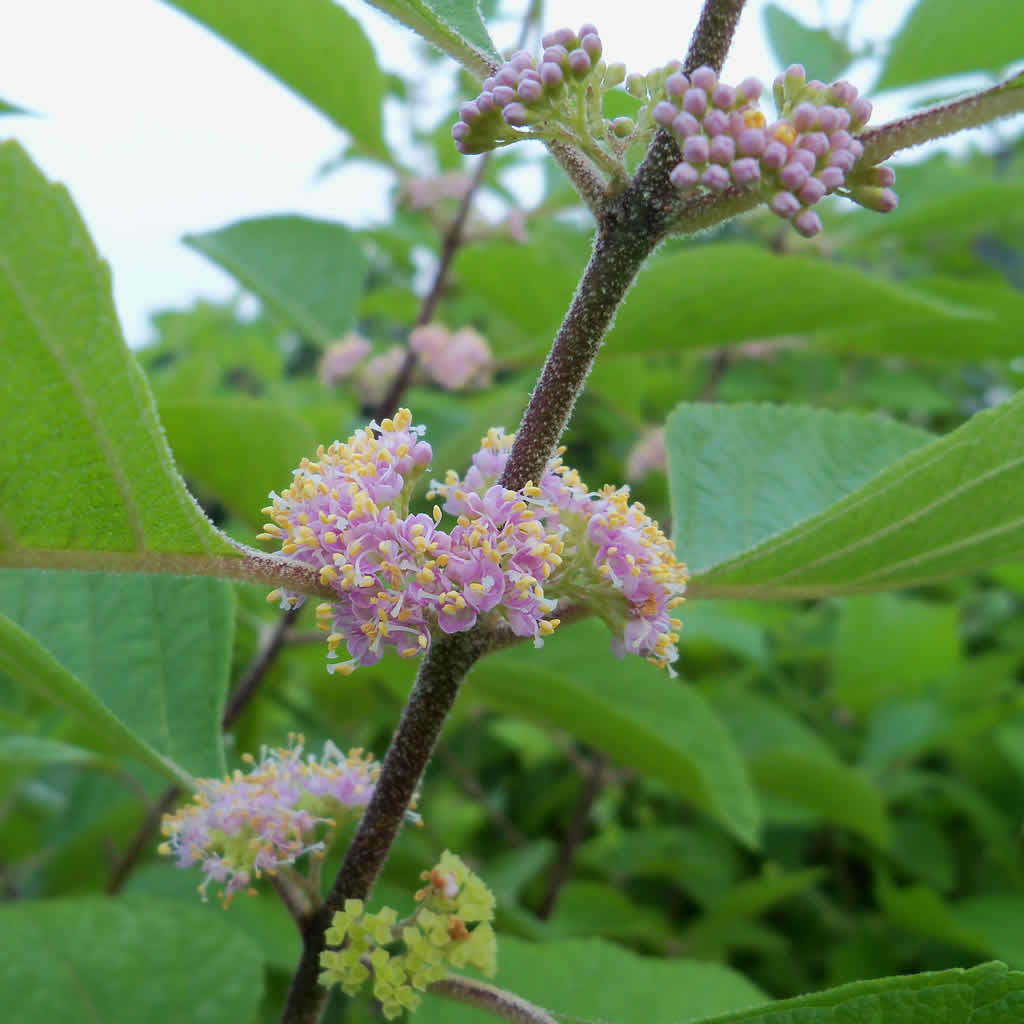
[[2, 0, 1024, 1021]]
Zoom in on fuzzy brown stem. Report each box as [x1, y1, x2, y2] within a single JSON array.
[[428, 976, 560, 1024], [280, 626, 491, 1023], [684, 0, 749, 73], [858, 72, 1024, 168]]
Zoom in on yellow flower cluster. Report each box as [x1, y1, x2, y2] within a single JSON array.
[[319, 851, 497, 1018]]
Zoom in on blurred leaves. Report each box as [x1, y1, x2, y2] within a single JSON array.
[[763, 5, 855, 82], [877, 0, 1024, 91], [472, 620, 760, 847], [184, 215, 367, 346]]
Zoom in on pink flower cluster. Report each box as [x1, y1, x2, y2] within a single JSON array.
[[453, 24, 615, 154], [409, 324, 493, 391], [159, 736, 405, 905], [625, 427, 667, 482], [260, 411, 687, 675], [321, 333, 373, 387], [656, 63, 896, 236]]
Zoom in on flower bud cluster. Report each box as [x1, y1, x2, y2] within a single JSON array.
[[260, 411, 687, 676], [658, 63, 897, 236], [159, 735, 411, 906], [453, 25, 607, 154], [409, 324, 493, 391], [319, 851, 497, 1019]]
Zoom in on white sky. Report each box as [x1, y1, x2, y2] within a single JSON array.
[[1, 0, 919, 343]]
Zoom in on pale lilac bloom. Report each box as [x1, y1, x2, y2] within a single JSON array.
[[320, 333, 371, 386], [410, 324, 493, 391], [626, 427, 667, 481], [159, 737, 406, 905]]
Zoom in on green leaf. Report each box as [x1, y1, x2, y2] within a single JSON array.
[[164, 0, 388, 158], [472, 620, 760, 847], [452, 229, 590, 345], [688, 390, 1024, 597], [0, 616, 193, 788], [602, 244, 994, 359], [417, 937, 766, 1024], [667, 403, 931, 575], [833, 596, 960, 713], [956, 895, 1024, 968], [0, 570, 234, 779], [0, 141, 241, 578], [0, 735, 102, 768], [684, 865, 827, 949], [184, 215, 367, 347], [363, 0, 499, 78], [687, 961, 1024, 1023], [763, 5, 855, 82], [877, 880, 994, 957], [0, 98, 31, 116], [752, 751, 891, 846], [712, 693, 890, 846], [546, 881, 673, 940], [0, 897, 264, 1021], [158, 398, 321, 529], [877, 0, 1024, 91]]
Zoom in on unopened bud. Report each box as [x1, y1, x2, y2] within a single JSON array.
[[625, 73, 647, 98], [603, 62, 627, 88]]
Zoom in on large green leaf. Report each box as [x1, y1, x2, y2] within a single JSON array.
[[689, 961, 1024, 1023], [0, 98, 30, 116], [0, 616, 192, 788], [452, 230, 590, 344], [158, 398, 321, 529], [363, 0, 499, 78], [462, 242, 1004, 360], [0, 571, 233, 780], [667, 403, 931, 575], [185, 215, 367, 346], [164, 0, 388, 158], [763, 5, 855, 82], [0, 141, 242, 578], [471, 620, 760, 847], [686, 391, 1024, 598], [833, 595, 960, 713], [417, 937, 766, 1024], [0, 898, 264, 1021], [876, 0, 1024, 91], [601, 245, 997, 358]]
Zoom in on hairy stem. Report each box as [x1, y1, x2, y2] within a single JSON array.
[[684, 0, 749, 72], [222, 606, 301, 730], [428, 976, 560, 1024], [280, 626, 491, 1024], [280, 3, 754, 1019], [372, 155, 492, 421], [858, 71, 1024, 167], [105, 785, 181, 895], [538, 753, 607, 919], [502, 0, 751, 489]]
